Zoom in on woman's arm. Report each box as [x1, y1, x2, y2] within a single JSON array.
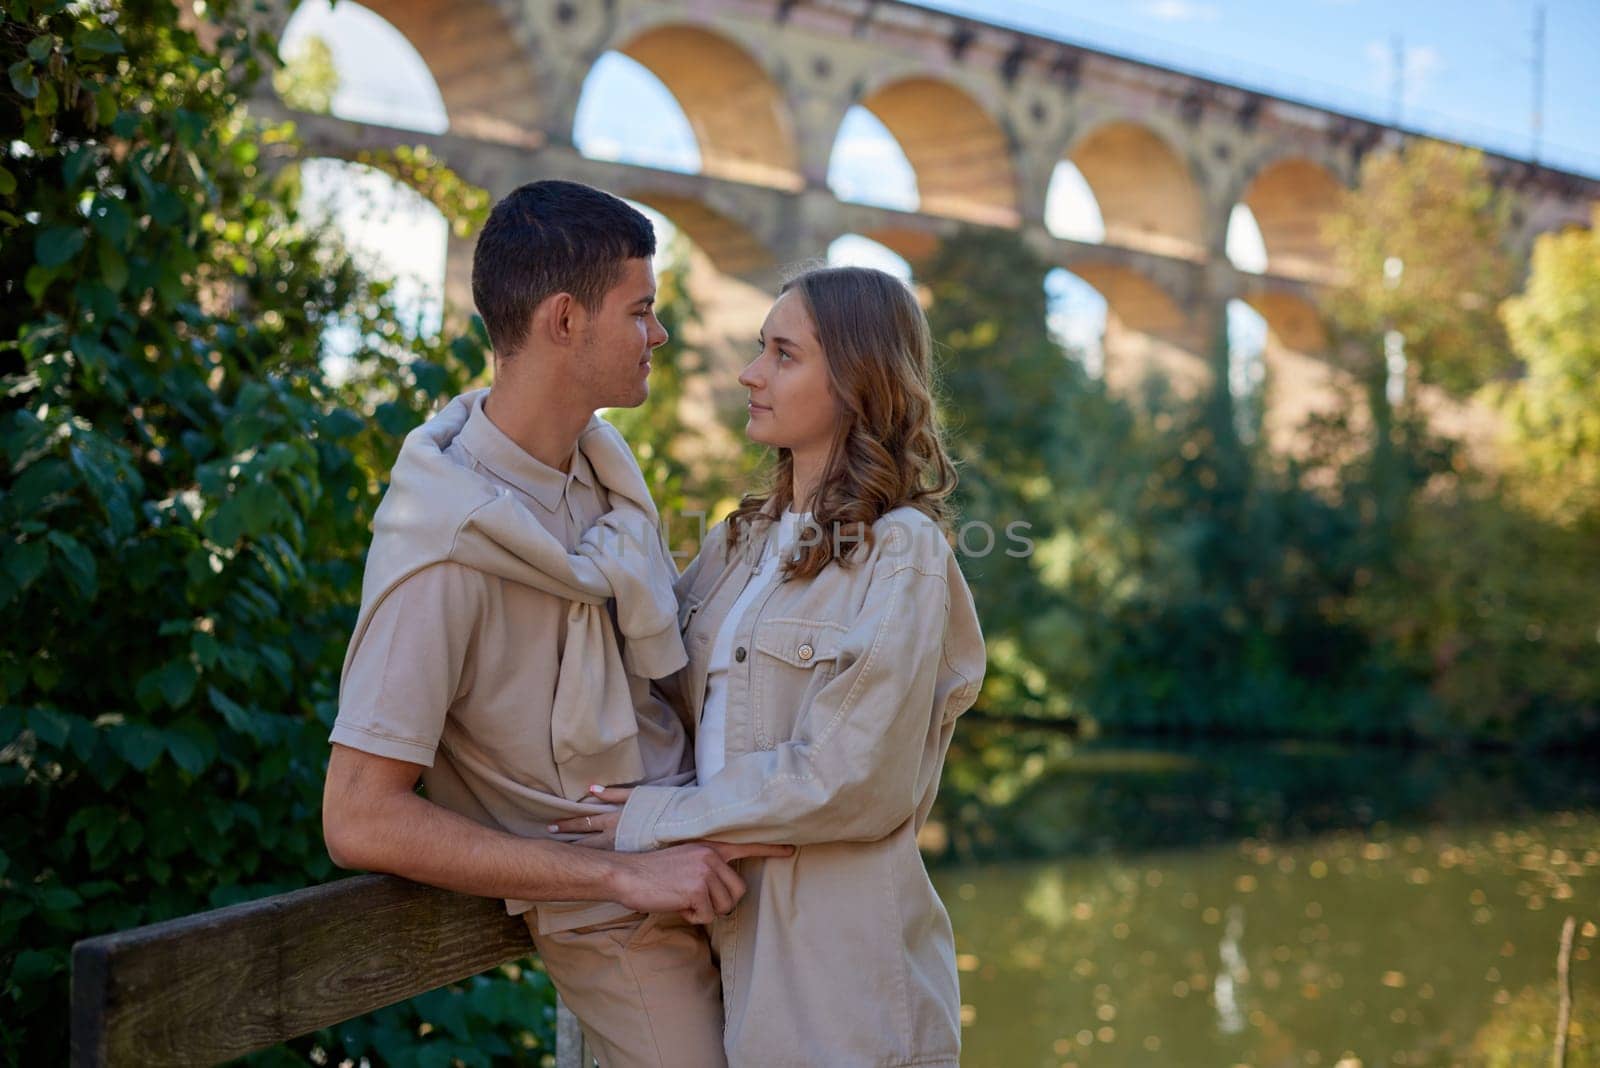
[[612, 548, 979, 852]]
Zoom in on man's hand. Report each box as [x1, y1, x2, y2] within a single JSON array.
[[610, 841, 794, 925], [555, 785, 795, 923]]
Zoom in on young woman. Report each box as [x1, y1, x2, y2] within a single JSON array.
[[553, 265, 987, 1068]]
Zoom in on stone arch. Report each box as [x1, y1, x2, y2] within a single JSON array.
[[1239, 289, 1361, 455], [1044, 266, 1109, 377], [294, 155, 449, 327], [624, 192, 777, 281], [1065, 120, 1207, 261], [827, 234, 916, 281], [340, 0, 540, 139], [1244, 291, 1329, 356], [621, 195, 779, 428], [1239, 157, 1346, 282], [1069, 262, 1209, 398], [853, 76, 1020, 226], [855, 227, 940, 268], [610, 24, 801, 190], [1071, 263, 1188, 341], [826, 105, 919, 212]]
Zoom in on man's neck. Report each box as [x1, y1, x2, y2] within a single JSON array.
[[482, 381, 592, 475]]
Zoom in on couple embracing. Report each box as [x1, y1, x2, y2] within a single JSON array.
[[321, 180, 985, 1068]]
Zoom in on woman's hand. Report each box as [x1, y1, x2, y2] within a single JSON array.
[[548, 785, 634, 849]]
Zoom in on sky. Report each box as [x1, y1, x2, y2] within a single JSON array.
[[279, 0, 1596, 396], [920, 0, 1600, 178]]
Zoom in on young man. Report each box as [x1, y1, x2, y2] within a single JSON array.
[[322, 181, 775, 1067]]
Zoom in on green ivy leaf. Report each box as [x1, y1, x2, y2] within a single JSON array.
[[108, 722, 166, 771], [192, 631, 220, 668], [164, 720, 215, 775], [374, 401, 414, 437], [412, 360, 449, 395], [38, 885, 82, 911], [27, 706, 70, 748], [63, 145, 99, 187], [88, 195, 132, 247], [94, 87, 117, 126], [68, 806, 119, 858], [9, 950, 58, 988], [46, 530, 98, 599], [35, 226, 86, 268], [73, 25, 124, 56], [7, 59, 38, 100], [3, 538, 49, 592], [24, 263, 58, 302], [34, 77, 56, 117], [97, 241, 128, 292], [68, 715, 99, 763], [155, 659, 198, 708]]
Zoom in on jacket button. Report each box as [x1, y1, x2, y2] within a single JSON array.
[[735, 646, 747, 663], [797, 643, 814, 661]]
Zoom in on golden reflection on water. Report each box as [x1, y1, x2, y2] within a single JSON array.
[[932, 739, 1599, 1068]]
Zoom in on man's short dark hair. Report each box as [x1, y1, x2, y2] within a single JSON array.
[[470, 180, 656, 357]]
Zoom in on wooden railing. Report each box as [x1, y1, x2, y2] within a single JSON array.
[[70, 874, 590, 1067]]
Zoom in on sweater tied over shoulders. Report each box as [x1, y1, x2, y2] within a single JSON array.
[[342, 388, 685, 802]]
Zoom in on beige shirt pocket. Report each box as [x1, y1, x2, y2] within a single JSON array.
[[750, 618, 848, 741]]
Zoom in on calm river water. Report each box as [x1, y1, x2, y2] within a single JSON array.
[[928, 726, 1599, 1067]]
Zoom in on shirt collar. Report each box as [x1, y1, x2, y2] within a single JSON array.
[[457, 393, 593, 511]]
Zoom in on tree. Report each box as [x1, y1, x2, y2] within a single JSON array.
[[1321, 142, 1518, 397], [0, 1, 558, 1061], [922, 229, 1423, 741], [1496, 209, 1600, 524], [1340, 217, 1600, 750], [921, 229, 1148, 723]]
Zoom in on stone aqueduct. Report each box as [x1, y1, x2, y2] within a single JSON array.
[[258, 0, 1600, 449]]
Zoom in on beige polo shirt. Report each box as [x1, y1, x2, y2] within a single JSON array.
[[331, 396, 689, 932]]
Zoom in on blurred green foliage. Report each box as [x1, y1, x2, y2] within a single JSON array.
[[925, 230, 1423, 741], [922, 214, 1598, 749], [1497, 208, 1600, 524], [272, 33, 337, 115], [1329, 151, 1600, 748], [1322, 142, 1518, 397]]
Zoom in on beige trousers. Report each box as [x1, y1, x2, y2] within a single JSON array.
[[528, 912, 726, 1068]]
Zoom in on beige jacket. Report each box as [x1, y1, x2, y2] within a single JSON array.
[[616, 506, 986, 1068]]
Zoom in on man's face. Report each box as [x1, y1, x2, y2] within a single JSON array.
[[572, 257, 668, 411]]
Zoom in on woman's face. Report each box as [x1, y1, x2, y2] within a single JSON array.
[[740, 290, 841, 457]]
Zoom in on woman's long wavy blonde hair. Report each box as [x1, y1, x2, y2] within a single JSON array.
[[726, 265, 958, 579]]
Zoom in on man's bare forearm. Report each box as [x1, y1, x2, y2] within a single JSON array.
[[331, 787, 624, 903]]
